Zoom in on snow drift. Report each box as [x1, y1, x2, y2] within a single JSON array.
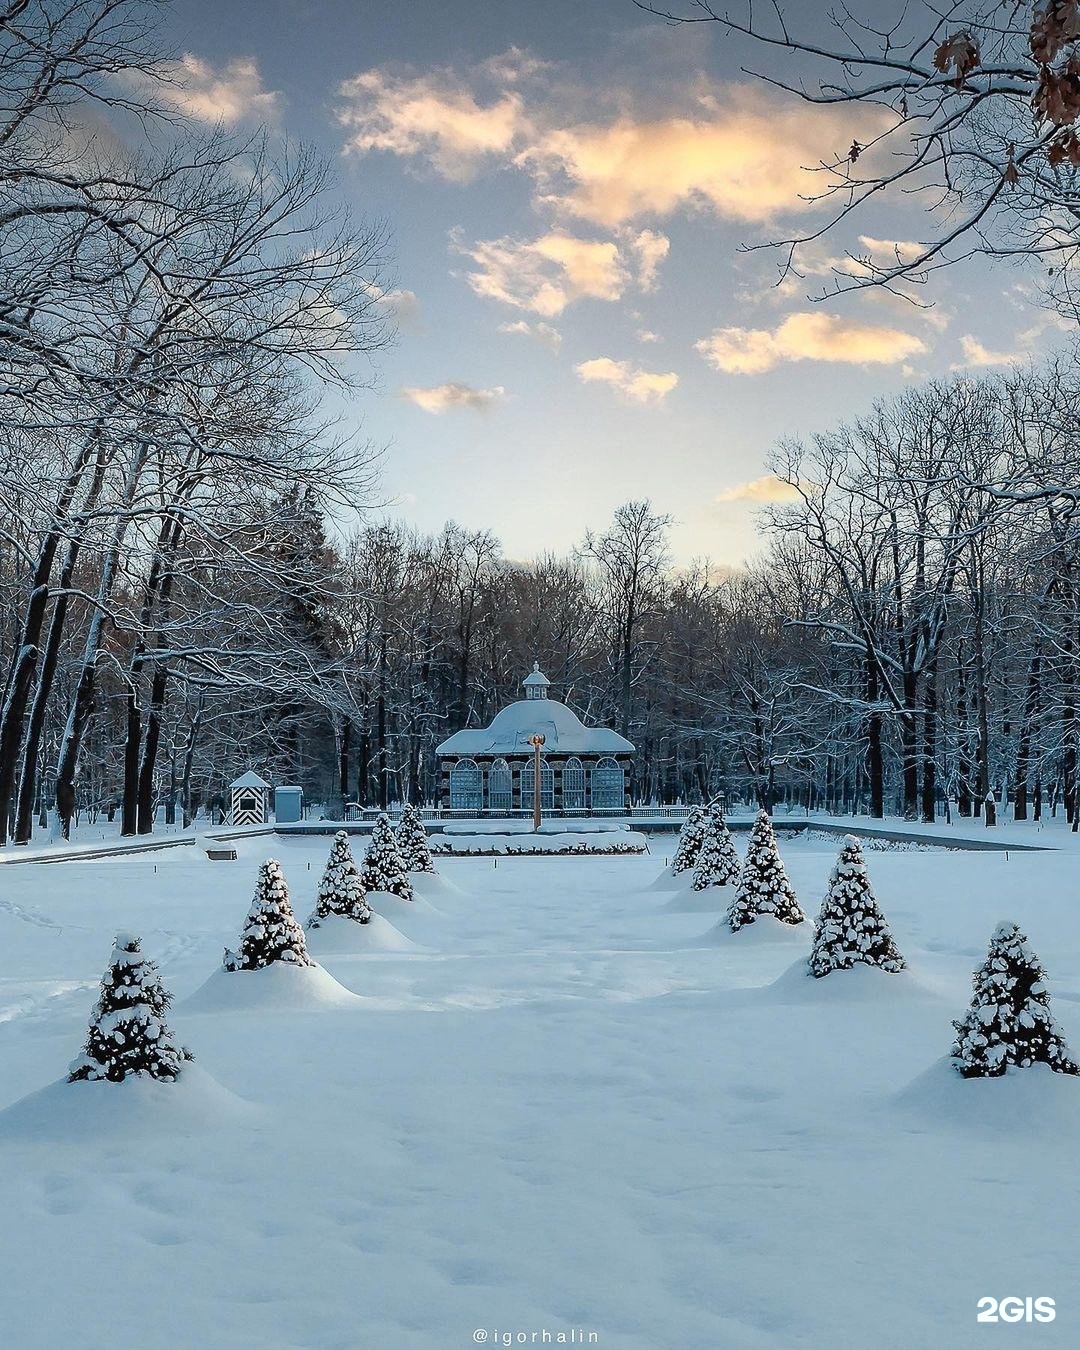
[[304, 912, 414, 955], [183, 961, 363, 1013], [0, 1064, 252, 1141]]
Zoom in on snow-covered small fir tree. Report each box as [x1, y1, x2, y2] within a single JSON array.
[[308, 831, 371, 928], [727, 809, 806, 932], [671, 806, 707, 875], [808, 835, 905, 977], [69, 934, 192, 1083], [396, 804, 435, 874], [691, 807, 740, 891], [360, 813, 414, 900], [951, 922, 1079, 1078], [224, 859, 315, 970]]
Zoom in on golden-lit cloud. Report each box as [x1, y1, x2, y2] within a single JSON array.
[[574, 357, 678, 404], [401, 382, 505, 413], [715, 475, 800, 505], [952, 334, 1024, 368], [338, 67, 526, 180], [453, 229, 651, 316], [696, 311, 926, 374], [151, 55, 280, 125], [338, 57, 886, 227], [519, 90, 886, 228], [498, 319, 563, 350]]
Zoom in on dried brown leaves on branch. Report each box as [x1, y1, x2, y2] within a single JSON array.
[[932, 31, 981, 87], [1031, 0, 1080, 64], [1034, 54, 1080, 125]]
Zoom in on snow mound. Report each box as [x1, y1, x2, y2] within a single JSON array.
[[661, 885, 734, 913], [645, 864, 686, 892], [894, 1058, 1080, 1134], [696, 916, 810, 947], [368, 889, 442, 918], [0, 1064, 252, 1141], [305, 912, 414, 955], [762, 957, 940, 1004], [182, 961, 362, 1013], [411, 872, 466, 899]]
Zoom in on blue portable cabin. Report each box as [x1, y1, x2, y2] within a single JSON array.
[[274, 784, 304, 824]]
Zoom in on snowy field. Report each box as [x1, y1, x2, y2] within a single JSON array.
[[1, 831, 1079, 1349]]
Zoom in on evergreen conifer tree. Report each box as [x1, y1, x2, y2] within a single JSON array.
[[808, 836, 905, 976], [308, 831, 371, 927], [727, 809, 806, 932], [224, 859, 315, 970], [396, 804, 436, 874], [671, 806, 707, 875], [68, 934, 192, 1083], [951, 922, 1079, 1078], [361, 813, 413, 900], [691, 808, 741, 891]]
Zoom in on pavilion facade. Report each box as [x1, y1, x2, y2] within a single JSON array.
[[434, 663, 634, 814]]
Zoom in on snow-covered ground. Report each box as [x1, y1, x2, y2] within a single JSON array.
[[1, 831, 1078, 1348]]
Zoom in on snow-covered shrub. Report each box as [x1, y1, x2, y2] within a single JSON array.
[[951, 922, 1079, 1078], [361, 814, 413, 900], [808, 835, 905, 977], [308, 831, 371, 928], [396, 804, 436, 874], [671, 806, 707, 875], [430, 839, 646, 857], [69, 934, 192, 1083], [224, 859, 314, 971], [691, 807, 740, 891], [727, 809, 806, 932]]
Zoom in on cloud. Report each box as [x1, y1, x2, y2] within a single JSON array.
[[401, 382, 505, 413], [338, 57, 885, 227], [519, 90, 886, 228], [497, 319, 563, 351], [952, 334, 1024, 369], [337, 66, 526, 180], [368, 284, 422, 332], [453, 229, 635, 316], [627, 229, 669, 290], [696, 311, 926, 374], [857, 236, 925, 264], [637, 329, 660, 343], [153, 55, 280, 125], [715, 475, 800, 505], [574, 357, 678, 404]]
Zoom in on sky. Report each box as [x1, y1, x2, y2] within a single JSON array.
[[152, 0, 1066, 566]]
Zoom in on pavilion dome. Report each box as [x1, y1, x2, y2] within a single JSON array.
[[436, 665, 633, 756]]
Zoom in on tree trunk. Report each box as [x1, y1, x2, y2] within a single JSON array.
[[1013, 651, 1041, 821], [921, 655, 939, 824]]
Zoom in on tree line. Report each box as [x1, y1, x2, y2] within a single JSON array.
[[5, 0, 1080, 840]]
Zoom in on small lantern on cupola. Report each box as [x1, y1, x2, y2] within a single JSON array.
[[522, 661, 550, 701]]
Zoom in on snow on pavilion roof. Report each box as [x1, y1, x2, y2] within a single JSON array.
[[436, 699, 634, 757], [230, 770, 271, 789]]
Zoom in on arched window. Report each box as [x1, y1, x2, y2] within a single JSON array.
[[449, 758, 483, 811], [562, 756, 585, 810], [591, 757, 625, 811], [520, 757, 554, 811], [488, 758, 512, 812]]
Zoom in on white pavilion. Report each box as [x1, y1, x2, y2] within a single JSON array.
[[435, 663, 634, 814]]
